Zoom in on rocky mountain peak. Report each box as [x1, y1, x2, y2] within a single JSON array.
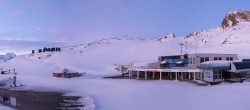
[[221, 10, 250, 28], [157, 33, 175, 42], [166, 33, 175, 38]]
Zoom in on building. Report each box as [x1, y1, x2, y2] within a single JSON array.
[[53, 68, 85, 78], [128, 53, 250, 84], [32, 47, 61, 54]]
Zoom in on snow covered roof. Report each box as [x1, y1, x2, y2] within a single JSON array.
[[55, 68, 77, 73], [200, 61, 231, 67], [198, 61, 234, 70]]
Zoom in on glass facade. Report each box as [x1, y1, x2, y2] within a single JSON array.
[[160, 55, 189, 68], [213, 70, 222, 79]]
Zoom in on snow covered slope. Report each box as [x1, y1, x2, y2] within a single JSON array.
[[2, 10, 250, 75], [185, 10, 250, 57], [24, 38, 182, 75]]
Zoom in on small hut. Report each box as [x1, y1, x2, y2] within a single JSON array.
[[53, 68, 83, 78]]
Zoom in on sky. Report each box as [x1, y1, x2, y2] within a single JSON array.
[[0, 0, 250, 54]]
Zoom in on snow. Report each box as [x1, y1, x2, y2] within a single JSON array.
[[1, 20, 250, 109], [2, 74, 250, 110], [0, 38, 249, 110]]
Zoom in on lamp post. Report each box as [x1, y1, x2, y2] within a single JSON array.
[[185, 41, 188, 49], [179, 43, 184, 53]]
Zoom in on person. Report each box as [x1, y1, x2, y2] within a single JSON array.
[[13, 69, 17, 87], [13, 75, 16, 87]]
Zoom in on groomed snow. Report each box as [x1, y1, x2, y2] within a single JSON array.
[[3, 74, 250, 110], [1, 36, 250, 110]]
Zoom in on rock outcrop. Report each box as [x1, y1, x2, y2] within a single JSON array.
[[221, 10, 250, 28]]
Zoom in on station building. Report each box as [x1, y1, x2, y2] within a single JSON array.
[[128, 53, 250, 84]]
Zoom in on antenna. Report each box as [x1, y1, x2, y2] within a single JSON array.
[[185, 41, 188, 49], [179, 43, 184, 53]]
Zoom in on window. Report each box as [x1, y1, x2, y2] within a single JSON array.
[[226, 57, 230, 61], [230, 57, 233, 61], [214, 57, 222, 60], [189, 58, 192, 64], [193, 58, 195, 64], [200, 57, 205, 63], [213, 70, 222, 79], [205, 57, 209, 62]]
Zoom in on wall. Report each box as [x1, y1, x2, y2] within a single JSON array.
[[188, 53, 238, 68], [203, 69, 213, 82]]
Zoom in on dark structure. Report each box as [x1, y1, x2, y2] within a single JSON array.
[[56, 47, 61, 51], [43, 47, 47, 52], [53, 72, 85, 78], [51, 48, 56, 52], [53, 68, 81, 78], [38, 49, 42, 53], [32, 47, 61, 54], [242, 59, 250, 62]]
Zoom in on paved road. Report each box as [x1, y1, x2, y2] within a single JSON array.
[[0, 88, 83, 110]]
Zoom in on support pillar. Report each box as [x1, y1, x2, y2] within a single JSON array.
[[175, 72, 177, 81], [145, 71, 147, 79], [128, 70, 131, 78], [188, 72, 191, 79], [170, 72, 172, 79], [160, 72, 162, 80], [193, 72, 196, 81], [181, 72, 183, 80], [137, 71, 139, 79], [153, 72, 155, 79]]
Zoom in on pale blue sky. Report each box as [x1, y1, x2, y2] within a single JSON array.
[[0, 0, 250, 54]]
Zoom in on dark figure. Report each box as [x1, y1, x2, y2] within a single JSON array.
[[3, 97, 8, 103]]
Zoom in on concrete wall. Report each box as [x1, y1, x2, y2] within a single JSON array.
[[188, 53, 238, 68]]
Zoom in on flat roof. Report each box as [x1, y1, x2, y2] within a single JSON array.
[[189, 53, 237, 55], [128, 68, 202, 72], [159, 53, 237, 57]]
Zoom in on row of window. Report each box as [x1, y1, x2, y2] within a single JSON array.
[[189, 57, 234, 64]]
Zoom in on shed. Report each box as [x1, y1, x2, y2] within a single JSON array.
[[53, 68, 82, 78]]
